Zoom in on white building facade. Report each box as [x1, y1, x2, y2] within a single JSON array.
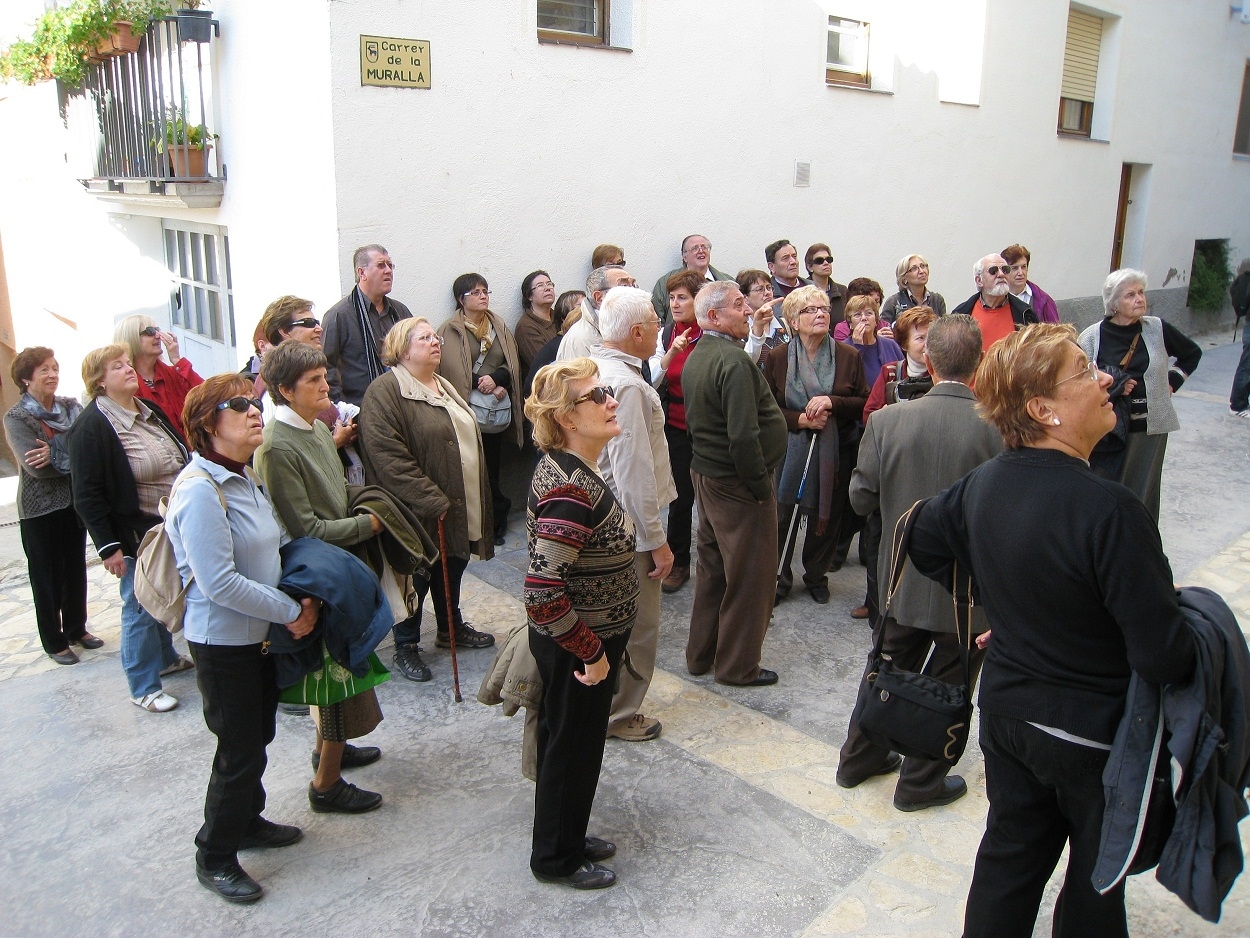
[[1, 0, 1248, 397]]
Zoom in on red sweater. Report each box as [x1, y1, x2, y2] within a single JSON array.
[[136, 358, 203, 440]]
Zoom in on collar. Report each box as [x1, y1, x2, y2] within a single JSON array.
[[274, 404, 315, 431], [702, 329, 743, 345], [978, 292, 1010, 309], [594, 343, 644, 373], [202, 447, 247, 476], [97, 393, 153, 429]]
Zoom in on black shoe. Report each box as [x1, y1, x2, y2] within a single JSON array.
[[808, 585, 830, 604], [196, 861, 264, 903], [72, 633, 104, 649], [532, 860, 617, 889], [894, 775, 968, 812], [238, 818, 303, 849], [50, 649, 80, 666], [731, 668, 778, 687], [308, 779, 383, 814], [311, 743, 383, 771], [278, 702, 310, 716], [774, 589, 788, 606], [836, 752, 902, 789], [436, 622, 495, 649], [584, 836, 616, 862], [393, 643, 432, 682]]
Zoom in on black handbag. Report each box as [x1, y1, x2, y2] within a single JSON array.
[[853, 499, 975, 765]]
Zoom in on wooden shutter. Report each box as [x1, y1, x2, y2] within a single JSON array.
[[1061, 9, 1102, 104]]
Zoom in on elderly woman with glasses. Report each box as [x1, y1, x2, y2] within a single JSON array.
[[69, 345, 190, 712], [359, 316, 496, 680], [523, 358, 637, 890], [114, 314, 204, 440], [764, 285, 868, 605], [907, 323, 1195, 937], [438, 272, 523, 545], [1078, 268, 1201, 522], [737, 268, 786, 363], [881, 254, 947, 323], [165, 375, 320, 904]]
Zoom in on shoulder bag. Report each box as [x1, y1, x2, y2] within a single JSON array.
[[467, 345, 511, 433]]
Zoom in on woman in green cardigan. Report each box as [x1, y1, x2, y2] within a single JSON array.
[[254, 339, 385, 816]]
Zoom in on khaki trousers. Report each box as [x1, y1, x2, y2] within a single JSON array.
[[607, 551, 660, 732]]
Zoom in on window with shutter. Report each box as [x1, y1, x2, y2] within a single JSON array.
[[538, 0, 608, 46], [1058, 8, 1102, 136]]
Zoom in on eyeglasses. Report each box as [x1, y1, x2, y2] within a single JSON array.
[[748, 283, 773, 294], [983, 265, 1010, 277], [572, 385, 614, 406], [799, 305, 831, 316], [139, 326, 160, 337], [639, 318, 662, 329], [289, 317, 320, 330], [849, 311, 878, 322], [907, 262, 929, 275], [530, 281, 555, 292], [413, 333, 444, 345], [215, 396, 263, 414], [1051, 359, 1101, 389], [810, 256, 833, 265], [463, 289, 491, 299]]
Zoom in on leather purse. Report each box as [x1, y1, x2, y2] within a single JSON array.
[[853, 498, 975, 765]]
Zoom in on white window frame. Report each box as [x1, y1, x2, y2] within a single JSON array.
[[826, 16, 870, 88], [162, 219, 236, 346]]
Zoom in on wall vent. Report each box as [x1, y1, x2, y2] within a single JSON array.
[[793, 161, 811, 187]]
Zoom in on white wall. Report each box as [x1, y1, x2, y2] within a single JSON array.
[[315, 0, 1250, 328]]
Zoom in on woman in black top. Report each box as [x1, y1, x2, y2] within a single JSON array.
[[1078, 268, 1201, 522], [909, 323, 1195, 938]]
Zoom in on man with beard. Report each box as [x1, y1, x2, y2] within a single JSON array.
[[952, 254, 1038, 350]]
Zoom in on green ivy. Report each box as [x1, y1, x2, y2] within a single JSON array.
[[1188, 239, 1233, 312]]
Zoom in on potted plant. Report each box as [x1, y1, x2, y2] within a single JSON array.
[[175, 1, 213, 44], [154, 108, 215, 177]]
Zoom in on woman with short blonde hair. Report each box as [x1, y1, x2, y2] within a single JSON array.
[[881, 253, 946, 322]]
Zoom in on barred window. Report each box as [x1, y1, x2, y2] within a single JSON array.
[[538, 1, 608, 45]]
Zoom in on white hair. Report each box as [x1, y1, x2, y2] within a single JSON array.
[[1102, 268, 1148, 317], [694, 281, 739, 329], [598, 286, 655, 343]]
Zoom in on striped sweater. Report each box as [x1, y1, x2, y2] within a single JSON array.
[[524, 450, 637, 662]]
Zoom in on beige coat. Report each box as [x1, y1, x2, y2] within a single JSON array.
[[358, 370, 494, 562], [436, 310, 525, 449]]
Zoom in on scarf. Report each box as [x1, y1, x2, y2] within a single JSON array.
[[464, 312, 494, 362], [353, 287, 388, 386], [21, 393, 80, 473], [776, 337, 839, 533]]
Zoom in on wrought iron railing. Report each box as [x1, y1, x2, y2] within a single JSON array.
[[70, 15, 221, 184]]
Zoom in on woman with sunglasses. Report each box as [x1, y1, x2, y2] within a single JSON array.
[[165, 375, 320, 904], [437, 272, 523, 545], [68, 345, 191, 712], [115, 314, 203, 441], [804, 243, 848, 327], [881, 254, 947, 324], [254, 340, 387, 815], [523, 359, 638, 890]]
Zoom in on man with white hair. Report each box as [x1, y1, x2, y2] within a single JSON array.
[[557, 265, 637, 361], [591, 286, 677, 741], [951, 254, 1038, 349], [680, 281, 787, 686]]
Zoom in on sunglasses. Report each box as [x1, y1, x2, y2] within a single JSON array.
[[139, 326, 161, 337], [289, 317, 320, 329], [810, 256, 833, 265], [984, 265, 1010, 276], [215, 396, 263, 414], [573, 386, 614, 406]]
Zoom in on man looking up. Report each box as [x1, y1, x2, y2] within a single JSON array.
[[650, 234, 734, 324], [952, 254, 1037, 350], [766, 239, 811, 299]]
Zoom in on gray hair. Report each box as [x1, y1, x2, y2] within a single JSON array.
[[895, 254, 926, 290], [1102, 268, 1148, 317], [972, 254, 1000, 278], [585, 265, 613, 301], [352, 243, 388, 279], [924, 314, 983, 382], [681, 233, 711, 254], [694, 281, 739, 328], [261, 339, 329, 406], [599, 287, 656, 343]]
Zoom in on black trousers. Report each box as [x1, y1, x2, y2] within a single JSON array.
[[860, 510, 883, 624], [664, 424, 695, 568], [394, 555, 469, 644], [530, 628, 629, 877], [964, 711, 1126, 938], [189, 641, 278, 870], [20, 507, 88, 655], [482, 432, 511, 535]]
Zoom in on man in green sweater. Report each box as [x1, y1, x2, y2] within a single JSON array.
[[681, 281, 788, 686]]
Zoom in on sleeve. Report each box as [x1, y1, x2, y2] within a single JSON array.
[[357, 387, 452, 520], [68, 415, 123, 559], [906, 483, 972, 593], [601, 383, 666, 550], [1162, 321, 1202, 390], [722, 359, 772, 500], [171, 356, 204, 388], [257, 440, 374, 547], [830, 346, 869, 422], [4, 414, 64, 480], [321, 306, 345, 372], [832, 321, 851, 342], [848, 415, 881, 517], [651, 274, 671, 324], [863, 364, 892, 422], [523, 481, 605, 662], [764, 347, 802, 432], [168, 477, 303, 623]]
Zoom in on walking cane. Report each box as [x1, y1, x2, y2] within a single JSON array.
[[436, 516, 463, 703], [777, 431, 819, 580]]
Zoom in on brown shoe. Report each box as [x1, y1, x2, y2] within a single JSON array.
[[850, 605, 870, 620], [607, 713, 662, 741], [661, 566, 689, 593]]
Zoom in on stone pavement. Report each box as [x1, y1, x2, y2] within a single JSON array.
[[1, 338, 1248, 937]]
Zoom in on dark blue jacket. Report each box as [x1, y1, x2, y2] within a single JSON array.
[[266, 537, 392, 688], [1094, 587, 1250, 923]]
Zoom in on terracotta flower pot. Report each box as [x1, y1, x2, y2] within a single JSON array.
[[168, 143, 211, 178], [96, 21, 141, 57]]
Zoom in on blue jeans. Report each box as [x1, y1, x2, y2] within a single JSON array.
[[119, 556, 178, 699], [1230, 322, 1250, 412]]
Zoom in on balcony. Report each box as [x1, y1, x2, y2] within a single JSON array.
[[68, 15, 224, 208]]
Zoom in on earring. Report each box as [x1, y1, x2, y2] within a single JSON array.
[[1053, 418, 1061, 426]]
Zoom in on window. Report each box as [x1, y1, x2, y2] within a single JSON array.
[[1234, 62, 1250, 156], [826, 16, 870, 88], [163, 221, 235, 346], [1058, 8, 1102, 136], [538, 1, 608, 46]]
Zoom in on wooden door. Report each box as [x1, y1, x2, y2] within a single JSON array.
[[1110, 163, 1132, 272]]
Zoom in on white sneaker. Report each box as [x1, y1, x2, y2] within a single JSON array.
[[1232, 408, 1250, 418], [132, 691, 178, 712], [159, 655, 195, 676]]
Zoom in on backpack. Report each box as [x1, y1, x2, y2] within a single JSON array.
[[134, 469, 224, 632]]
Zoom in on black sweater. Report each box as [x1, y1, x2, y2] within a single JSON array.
[[909, 447, 1195, 743]]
